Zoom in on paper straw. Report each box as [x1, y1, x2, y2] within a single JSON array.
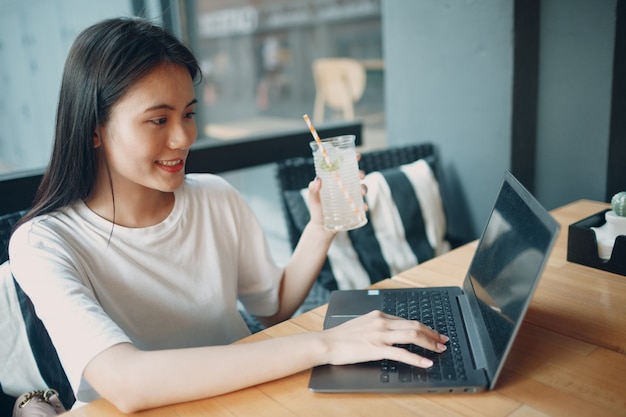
[[303, 114, 362, 218]]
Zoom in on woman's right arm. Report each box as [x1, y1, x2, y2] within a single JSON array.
[[84, 310, 448, 414]]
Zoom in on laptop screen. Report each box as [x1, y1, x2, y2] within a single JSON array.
[[463, 172, 558, 385]]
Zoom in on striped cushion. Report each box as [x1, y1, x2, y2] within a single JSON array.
[[0, 261, 75, 409], [284, 159, 450, 290]]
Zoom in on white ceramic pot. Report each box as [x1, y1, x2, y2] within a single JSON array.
[[594, 210, 626, 260], [605, 210, 626, 238]]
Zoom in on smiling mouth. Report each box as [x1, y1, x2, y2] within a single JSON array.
[[157, 159, 183, 167]]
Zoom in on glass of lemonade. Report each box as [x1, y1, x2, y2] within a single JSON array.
[[310, 135, 367, 231]]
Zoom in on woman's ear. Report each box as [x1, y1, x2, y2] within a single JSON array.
[[93, 130, 102, 149]]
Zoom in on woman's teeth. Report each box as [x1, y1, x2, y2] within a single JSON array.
[[159, 160, 180, 166]]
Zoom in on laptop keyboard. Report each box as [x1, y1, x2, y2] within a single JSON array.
[[381, 290, 466, 383]]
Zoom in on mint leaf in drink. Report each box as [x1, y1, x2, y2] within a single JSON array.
[[320, 155, 343, 172]]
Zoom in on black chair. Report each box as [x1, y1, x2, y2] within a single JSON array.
[[1, 210, 76, 409], [1, 211, 26, 415], [274, 143, 463, 314]]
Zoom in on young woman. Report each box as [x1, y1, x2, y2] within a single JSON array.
[[9, 17, 448, 413]]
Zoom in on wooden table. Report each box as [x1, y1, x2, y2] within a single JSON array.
[[66, 200, 626, 417]]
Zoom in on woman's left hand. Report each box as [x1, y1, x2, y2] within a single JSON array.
[[306, 177, 327, 229], [307, 155, 368, 230]]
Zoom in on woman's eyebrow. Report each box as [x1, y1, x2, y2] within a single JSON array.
[[144, 98, 198, 113]]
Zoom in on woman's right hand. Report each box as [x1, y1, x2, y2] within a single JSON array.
[[318, 310, 449, 369]]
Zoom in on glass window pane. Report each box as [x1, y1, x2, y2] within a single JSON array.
[[185, 0, 384, 144]]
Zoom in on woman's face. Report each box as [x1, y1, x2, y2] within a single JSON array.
[[95, 63, 197, 198]]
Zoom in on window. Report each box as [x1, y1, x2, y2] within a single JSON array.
[[184, 0, 384, 144], [0, 0, 135, 175], [0, 0, 383, 176], [179, 1, 385, 262]]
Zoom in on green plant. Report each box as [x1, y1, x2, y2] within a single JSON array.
[[611, 191, 626, 216]]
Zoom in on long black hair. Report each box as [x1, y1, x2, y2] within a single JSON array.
[[16, 17, 201, 229]]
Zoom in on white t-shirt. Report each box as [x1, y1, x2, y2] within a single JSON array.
[[9, 174, 284, 403]]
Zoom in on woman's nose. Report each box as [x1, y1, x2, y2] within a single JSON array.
[[169, 122, 197, 150]]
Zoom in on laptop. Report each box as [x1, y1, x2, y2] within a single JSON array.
[[309, 171, 559, 394]]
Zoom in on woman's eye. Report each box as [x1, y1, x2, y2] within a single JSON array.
[[151, 117, 167, 125], [185, 111, 196, 119]]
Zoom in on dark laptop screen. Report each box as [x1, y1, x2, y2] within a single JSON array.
[[465, 173, 556, 366]]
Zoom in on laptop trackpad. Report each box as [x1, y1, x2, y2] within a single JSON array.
[[326, 315, 360, 329], [324, 290, 384, 329]]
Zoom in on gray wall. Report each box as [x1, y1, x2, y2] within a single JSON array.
[[535, 0, 615, 210], [382, 0, 616, 238]]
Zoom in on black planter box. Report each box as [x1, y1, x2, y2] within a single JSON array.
[[567, 209, 626, 276]]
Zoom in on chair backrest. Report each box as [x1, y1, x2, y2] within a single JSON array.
[[276, 143, 439, 249], [275, 143, 452, 312], [0, 210, 76, 409]]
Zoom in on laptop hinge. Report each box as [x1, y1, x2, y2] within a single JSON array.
[[457, 294, 488, 371]]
